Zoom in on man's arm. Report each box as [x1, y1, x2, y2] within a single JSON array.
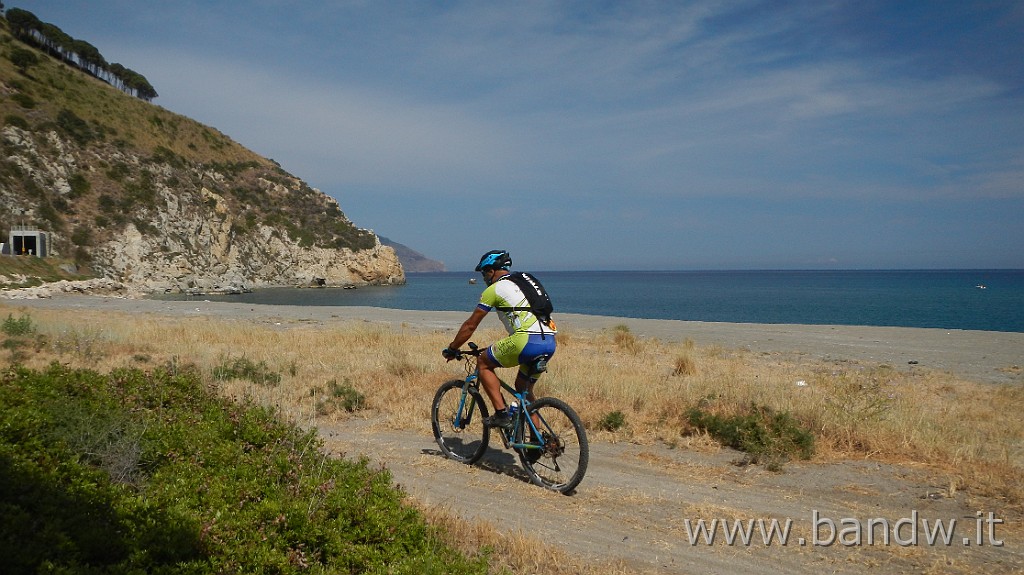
[[448, 307, 489, 351]]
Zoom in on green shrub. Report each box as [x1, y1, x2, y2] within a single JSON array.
[[597, 410, 627, 432], [105, 162, 130, 182], [37, 198, 65, 230], [68, 173, 91, 199], [0, 363, 485, 574], [97, 193, 118, 213], [10, 92, 35, 108], [1, 338, 28, 350], [4, 114, 29, 129], [687, 403, 814, 471], [8, 46, 39, 72], [71, 225, 93, 246], [73, 246, 92, 264], [213, 356, 282, 386], [316, 378, 366, 415], [2, 337, 32, 363], [56, 108, 96, 145], [2, 313, 35, 337]]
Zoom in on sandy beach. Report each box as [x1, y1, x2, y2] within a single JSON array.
[[4, 293, 1022, 385]]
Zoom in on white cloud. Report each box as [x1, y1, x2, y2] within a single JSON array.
[[54, 0, 1023, 268], [137, 50, 535, 192]]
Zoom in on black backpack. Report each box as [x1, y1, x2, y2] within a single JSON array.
[[496, 272, 554, 325]]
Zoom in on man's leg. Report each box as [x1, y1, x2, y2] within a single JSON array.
[[478, 353, 507, 412], [514, 370, 536, 402], [481, 333, 527, 413]]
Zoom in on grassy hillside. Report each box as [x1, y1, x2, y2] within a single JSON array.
[[0, 13, 376, 271], [0, 16, 264, 169], [0, 253, 92, 287]]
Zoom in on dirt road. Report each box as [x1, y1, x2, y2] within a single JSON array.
[[319, 416, 1021, 575]]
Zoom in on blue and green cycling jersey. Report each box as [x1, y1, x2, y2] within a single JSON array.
[[478, 274, 557, 370], [477, 275, 556, 336]]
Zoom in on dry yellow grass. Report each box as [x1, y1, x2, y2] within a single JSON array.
[[4, 304, 1019, 501], [3, 303, 1023, 519]]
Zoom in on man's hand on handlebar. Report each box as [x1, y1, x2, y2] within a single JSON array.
[[441, 347, 460, 361]]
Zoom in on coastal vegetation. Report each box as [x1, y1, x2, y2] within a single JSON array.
[[0, 254, 92, 288], [1, 302, 1022, 573], [0, 313, 487, 574]]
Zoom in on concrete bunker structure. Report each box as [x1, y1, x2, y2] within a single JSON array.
[[3, 225, 49, 257]]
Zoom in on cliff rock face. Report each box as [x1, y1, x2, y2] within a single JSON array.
[[1, 125, 404, 293], [93, 192, 405, 293]]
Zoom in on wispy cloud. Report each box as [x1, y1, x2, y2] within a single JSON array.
[[21, 0, 1024, 268]]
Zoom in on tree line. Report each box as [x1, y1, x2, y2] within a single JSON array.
[[4, 7, 158, 101]]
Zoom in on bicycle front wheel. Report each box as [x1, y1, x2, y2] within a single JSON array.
[[518, 397, 589, 494], [432, 380, 490, 464]]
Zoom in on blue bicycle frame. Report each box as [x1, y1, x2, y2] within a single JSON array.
[[455, 350, 546, 454]]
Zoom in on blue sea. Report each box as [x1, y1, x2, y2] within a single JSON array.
[[155, 270, 1024, 333]]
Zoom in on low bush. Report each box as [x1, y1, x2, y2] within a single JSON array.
[[2, 314, 35, 337], [213, 356, 281, 386], [687, 403, 814, 471], [56, 108, 96, 145], [4, 114, 29, 129], [673, 352, 697, 376], [597, 410, 627, 432], [1, 314, 46, 363], [315, 378, 366, 415], [10, 92, 35, 109], [0, 363, 485, 574], [611, 324, 640, 355], [673, 339, 698, 376]]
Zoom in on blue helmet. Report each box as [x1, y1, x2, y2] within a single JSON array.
[[475, 250, 512, 272]]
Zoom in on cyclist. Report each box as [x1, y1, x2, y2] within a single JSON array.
[[442, 250, 557, 429]]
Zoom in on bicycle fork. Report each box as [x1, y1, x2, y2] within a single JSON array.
[[453, 378, 479, 430]]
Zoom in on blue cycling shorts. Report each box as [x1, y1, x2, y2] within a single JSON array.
[[487, 332, 556, 381]]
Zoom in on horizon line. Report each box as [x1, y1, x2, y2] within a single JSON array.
[[409, 268, 1024, 274]]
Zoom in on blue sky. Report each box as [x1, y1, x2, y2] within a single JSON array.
[[12, 1, 1024, 270]]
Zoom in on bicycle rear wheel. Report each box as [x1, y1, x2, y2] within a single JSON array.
[[432, 380, 490, 464], [518, 397, 589, 494]]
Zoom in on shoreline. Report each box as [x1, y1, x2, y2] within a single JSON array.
[[3, 294, 1022, 385]]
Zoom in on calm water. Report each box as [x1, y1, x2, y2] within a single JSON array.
[[155, 270, 1024, 333]]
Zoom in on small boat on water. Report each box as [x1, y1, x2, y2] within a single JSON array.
[[469, 278, 477, 285], [976, 284, 987, 289]]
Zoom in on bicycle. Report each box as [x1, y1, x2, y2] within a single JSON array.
[[431, 342, 589, 494]]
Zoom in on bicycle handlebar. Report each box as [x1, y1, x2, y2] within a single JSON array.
[[446, 342, 483, 360]]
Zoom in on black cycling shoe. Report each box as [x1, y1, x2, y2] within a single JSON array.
[[484, 410, 513, 429]]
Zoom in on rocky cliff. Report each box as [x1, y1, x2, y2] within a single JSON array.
[[1, 123, 404, 294], [0, 17, 404, 293], [82, 166, 404, 293]]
